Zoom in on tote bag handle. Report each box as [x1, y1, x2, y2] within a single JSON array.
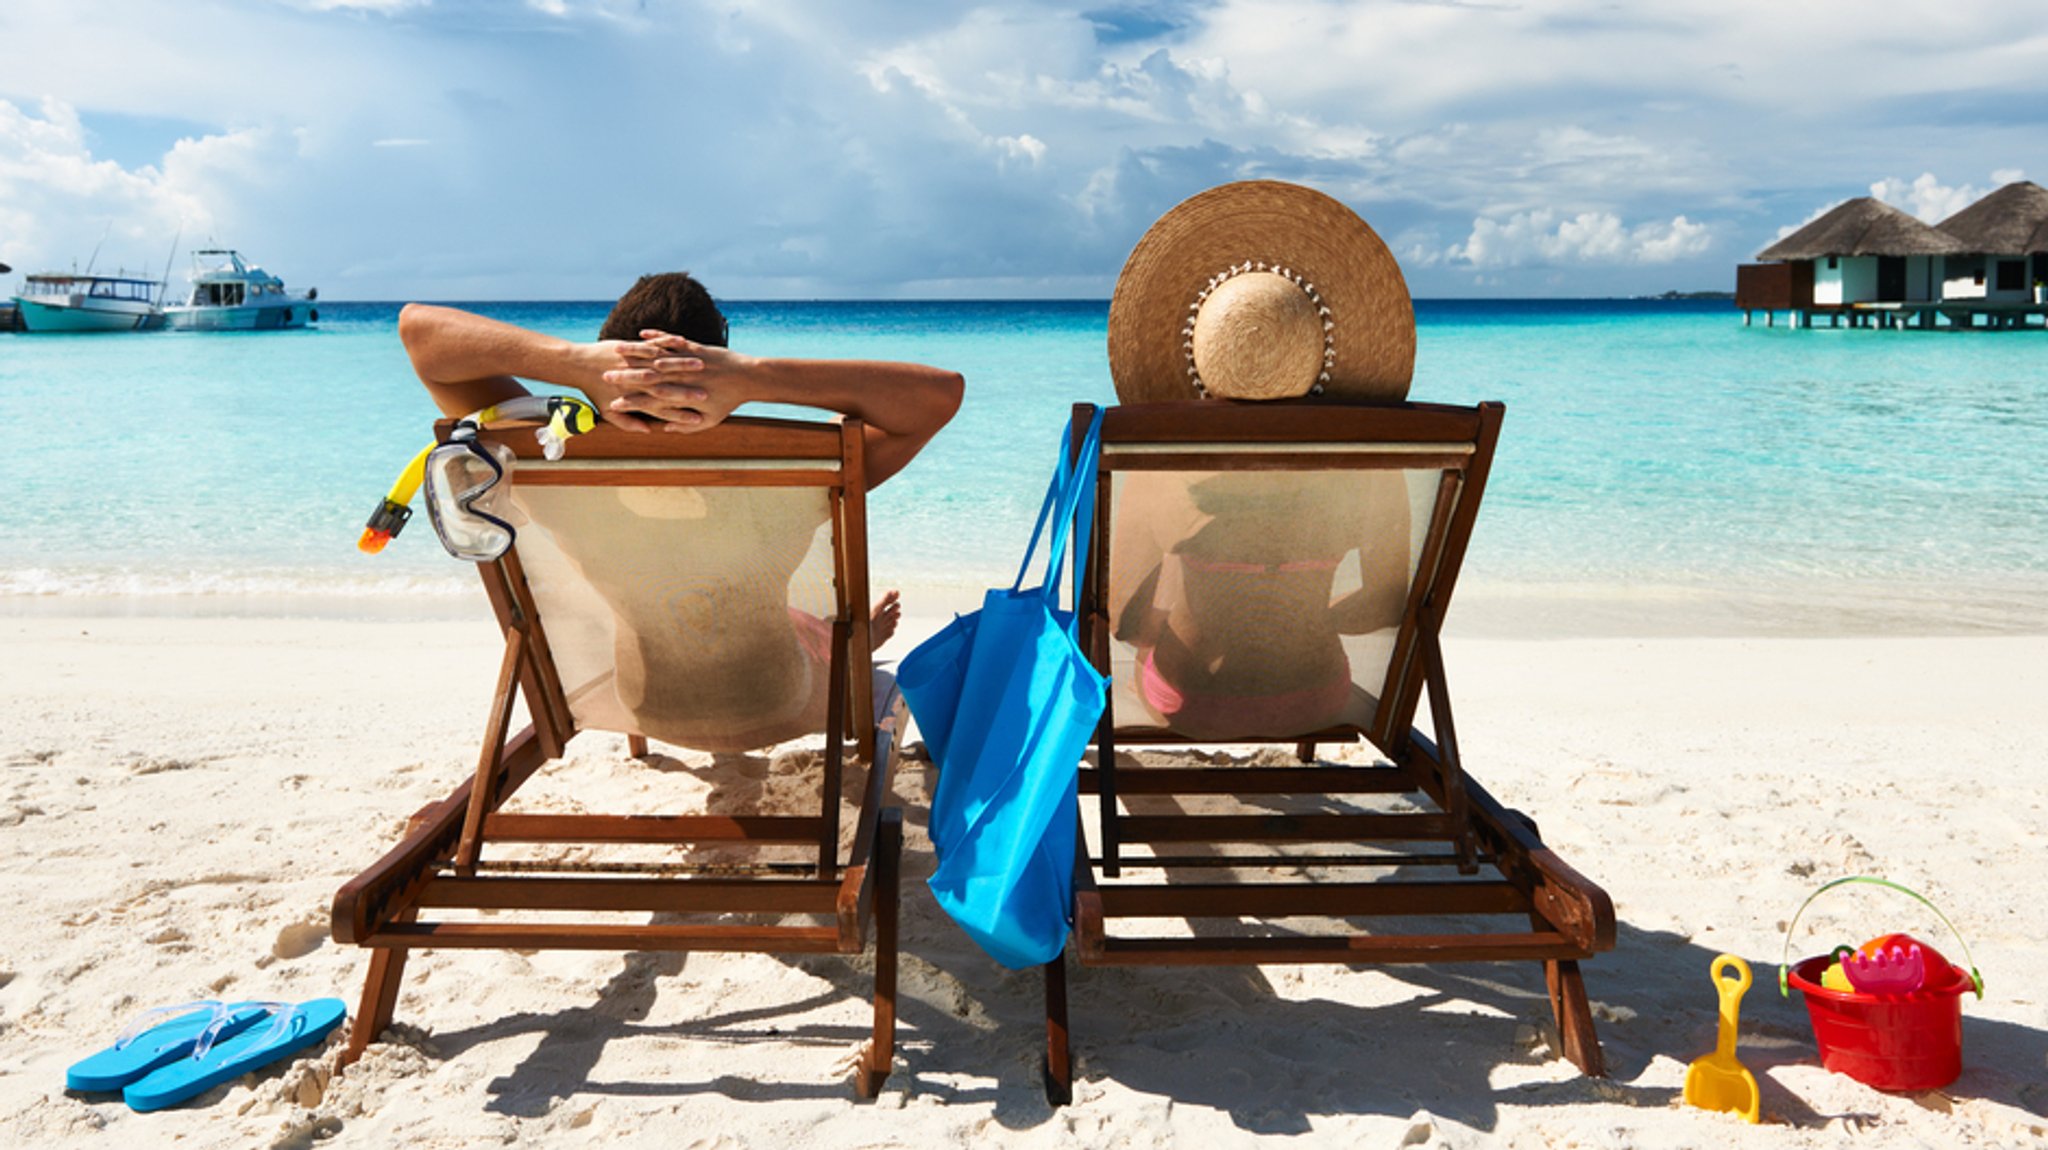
[[1010, 405, 1104, 607]]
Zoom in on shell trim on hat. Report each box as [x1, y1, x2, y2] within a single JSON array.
[[1180, 260, 1336, 399]]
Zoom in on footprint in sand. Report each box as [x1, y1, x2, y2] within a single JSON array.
[[273, 918, 329, 960], [1399, 1111, 1451, 1149]]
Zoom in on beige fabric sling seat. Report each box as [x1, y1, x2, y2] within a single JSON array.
[[333, 415, 903, 1098], [1041, 399, 1614, 1102]]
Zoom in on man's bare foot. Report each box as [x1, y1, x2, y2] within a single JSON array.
[[871, 590, 902, 652]]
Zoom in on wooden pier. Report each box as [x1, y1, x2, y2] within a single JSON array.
[[1740, 301, 2048, 330], [1735, 261, 2047, 330]]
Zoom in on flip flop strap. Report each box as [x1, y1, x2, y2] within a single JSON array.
[[192, 1000, 292, 1061], [113, 1000, 225, 1051]]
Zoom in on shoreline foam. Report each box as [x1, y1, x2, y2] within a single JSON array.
[[8, 572, 2047, 638]]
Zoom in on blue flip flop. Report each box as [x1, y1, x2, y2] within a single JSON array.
[[122, 998, 347, 1113], [66, 1001, 271, 1093]]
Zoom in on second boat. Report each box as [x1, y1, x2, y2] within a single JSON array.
[[163, 249, 317, 331]]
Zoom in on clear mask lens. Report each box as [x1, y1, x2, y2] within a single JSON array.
[[423, 439, 517, 561]]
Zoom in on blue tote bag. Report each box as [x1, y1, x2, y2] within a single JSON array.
[[899, 406, 1107, 969]]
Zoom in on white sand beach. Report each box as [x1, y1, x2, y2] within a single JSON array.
[[2, 606, 2045, 1148]]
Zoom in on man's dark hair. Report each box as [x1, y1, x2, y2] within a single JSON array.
[[600, 272, 729, 346]]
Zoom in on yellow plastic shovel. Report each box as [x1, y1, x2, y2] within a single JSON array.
[[1683, 954, 1761, 1124]]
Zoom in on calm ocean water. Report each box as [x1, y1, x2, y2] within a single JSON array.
[[2, 299, 2044, 632]]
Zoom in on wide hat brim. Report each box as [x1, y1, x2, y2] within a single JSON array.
[[1108, 180, 1416, 405]]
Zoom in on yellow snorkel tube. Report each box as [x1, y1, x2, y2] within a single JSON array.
[[358, 395, 598, 554]]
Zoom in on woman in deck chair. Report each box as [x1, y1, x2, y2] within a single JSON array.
[[1101, 181, 1420, 739], [398, 274, 962, 750]]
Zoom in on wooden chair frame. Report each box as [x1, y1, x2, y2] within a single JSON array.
[[332, 416, 902, 1098], [1042, 400, 1615, 1102]]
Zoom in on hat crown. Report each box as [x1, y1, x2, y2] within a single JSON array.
[[1191, 271, 1324, 401]]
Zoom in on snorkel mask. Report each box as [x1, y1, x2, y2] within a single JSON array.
[[359, 394, 597, 561]]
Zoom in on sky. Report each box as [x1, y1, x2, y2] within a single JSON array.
[[3, 0, 2046, 300]]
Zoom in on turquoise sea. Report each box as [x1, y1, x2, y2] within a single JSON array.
[[2, 299, 2044, 633]]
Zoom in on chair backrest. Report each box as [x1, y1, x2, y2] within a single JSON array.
[[1077, 400, 1502, 754], [458, 414, 873, 755]]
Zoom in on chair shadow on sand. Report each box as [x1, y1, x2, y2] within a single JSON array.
[[378, 741, 2048, 1135]]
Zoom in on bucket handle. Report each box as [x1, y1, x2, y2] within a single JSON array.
[[1777, 875, 1984, 999]]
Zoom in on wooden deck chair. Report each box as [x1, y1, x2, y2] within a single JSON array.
[[1041, 399, 1615, 1102], [332, 414, 903, 1097]]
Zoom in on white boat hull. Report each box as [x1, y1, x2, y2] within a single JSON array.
[[164, 301, 313, 331], [10, 295, 165, 332]]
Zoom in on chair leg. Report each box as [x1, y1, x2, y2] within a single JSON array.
[[341, 944, 410, 1069], [626, 734, 649, 758], [857, 809, 901, 1099], [1544, 958, 1606, 1078], [1043, 951, 1072, 1106]]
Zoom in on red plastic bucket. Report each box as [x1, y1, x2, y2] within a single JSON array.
[[1778, 877, 1985, 1093], [1785, 955, 1969, 1090]]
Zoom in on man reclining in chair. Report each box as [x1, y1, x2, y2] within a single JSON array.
[[399, 274, 963, 750]]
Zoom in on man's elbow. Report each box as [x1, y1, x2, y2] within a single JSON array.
[[932, 370, 965, 428], [397, 302, 439, 361]]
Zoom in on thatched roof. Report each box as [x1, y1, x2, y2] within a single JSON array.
[[1756, 197, 1968, 261], [1936, 181, 2048, 255]]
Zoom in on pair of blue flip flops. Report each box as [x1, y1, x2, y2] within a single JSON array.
[[66, 998, 347, 1112]]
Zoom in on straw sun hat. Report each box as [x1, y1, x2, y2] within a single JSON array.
[[1107, 180, 1415, 405]]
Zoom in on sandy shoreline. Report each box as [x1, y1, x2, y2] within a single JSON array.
[[2, 610, 2045, 1148]]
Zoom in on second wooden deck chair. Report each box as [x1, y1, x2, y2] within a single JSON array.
[[332, 415, 903, 1097], [1041, 399, 1615, 1101]]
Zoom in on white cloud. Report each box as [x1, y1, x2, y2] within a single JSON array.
[[1870, 171, 2026, 223], [997, 134, 1047, 166], [1636, 215, 1712, 262], [372, 137, 431, 148], [0, 97, 211, 275], [1452, 210, 1712, 268]]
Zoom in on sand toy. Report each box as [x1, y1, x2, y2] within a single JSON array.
[[1780, 877, 1984, 1091], [1683, 954, 1762, 1123], [1842, 936, 1933, 994]]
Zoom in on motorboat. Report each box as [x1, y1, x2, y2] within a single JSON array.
[[163, 249, 316, 330], [9, 272, 167, 332]]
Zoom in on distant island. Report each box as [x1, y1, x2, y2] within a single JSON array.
[[1640, 290, 1735, 301]]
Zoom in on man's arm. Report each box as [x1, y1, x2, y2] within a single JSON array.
[[396, 303, 661, 430], [601, 332, 965, 488]]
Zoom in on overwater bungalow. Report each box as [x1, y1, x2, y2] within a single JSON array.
[[1736, 198, 1966, 328], [1934, 180, 2048, 323], [1736, 183, 2048, 330]]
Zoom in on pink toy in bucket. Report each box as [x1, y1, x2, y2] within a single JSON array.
[[1779, 877, 1985, 1092], [1842, 939, 1928, 994]]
